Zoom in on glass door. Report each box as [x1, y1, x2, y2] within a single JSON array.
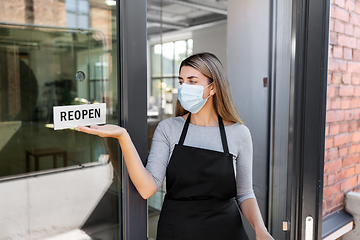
[[0, 0, 120, 239]]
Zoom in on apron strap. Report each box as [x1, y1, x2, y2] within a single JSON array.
[[178, 113, 191, 146], [218, 115, 230, 155], [178, 113, 230, 155]]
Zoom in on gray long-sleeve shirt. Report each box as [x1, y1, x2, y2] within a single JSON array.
[[145, 116, 256, 206]]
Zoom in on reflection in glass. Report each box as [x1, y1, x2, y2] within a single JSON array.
[[0, 25, 113, 177], [0, 1, 120, 239]]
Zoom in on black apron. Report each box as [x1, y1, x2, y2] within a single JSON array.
[[156, 113, 249, 240]]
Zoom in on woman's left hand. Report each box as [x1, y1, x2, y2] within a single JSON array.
[[77, 124, 127, 140], [256, 230, 274, 240]]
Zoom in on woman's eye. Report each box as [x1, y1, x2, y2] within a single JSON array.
[[178, 81, 183, 85]]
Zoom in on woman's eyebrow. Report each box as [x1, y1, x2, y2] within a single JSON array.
[[178, 76, 199, 80]]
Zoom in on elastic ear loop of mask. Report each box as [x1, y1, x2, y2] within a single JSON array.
[[204, 82, 214, 99]]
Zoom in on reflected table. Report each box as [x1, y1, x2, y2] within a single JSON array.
[[25, 148, 68, 172]]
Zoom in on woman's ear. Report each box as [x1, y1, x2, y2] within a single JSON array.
[[210, 85, 216, 95]]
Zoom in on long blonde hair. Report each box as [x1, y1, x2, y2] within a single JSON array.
[[176, 52, 244, 124]]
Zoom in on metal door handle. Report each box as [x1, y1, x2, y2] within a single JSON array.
[[305, 216, 314, 240]]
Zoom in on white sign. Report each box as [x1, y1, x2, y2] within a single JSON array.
[[53, 103, 106, 130]]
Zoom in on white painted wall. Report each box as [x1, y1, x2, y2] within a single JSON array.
[[192, 22, 227, 71], [227, 0, 271, 239], [0, 164, 113, 240]]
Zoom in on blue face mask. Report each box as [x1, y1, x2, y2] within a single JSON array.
[[178, 82, 213, 113]]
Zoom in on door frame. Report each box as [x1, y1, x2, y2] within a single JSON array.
[[268, 0, 330, 238], [117, 0, 148, 239], [288, 0, 330, 239]]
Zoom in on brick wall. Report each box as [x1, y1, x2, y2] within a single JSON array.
[[324, 0, 360, 217], [0, 0, 25, 24], [34, 0, 66, 27]]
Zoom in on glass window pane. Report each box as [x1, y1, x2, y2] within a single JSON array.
[[174, 40, 187, 75], [187, 39, 193, 56], [151, 45, 161, 77], [66, 12, 77, 28], [78, 0, 90, 14], [163, 78, 176, 117], [0, 1, 121, 239], [78, 15, 90, 29], [162, 42, 174, 76], [149, 79, 161, 119], [65, 0, 77, 12], [0, 15, 116, 181]]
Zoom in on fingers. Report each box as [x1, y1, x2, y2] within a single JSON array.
[[77, 125, 89, 131], [77, 125, 101, 135], [78, 125, 100, 130]]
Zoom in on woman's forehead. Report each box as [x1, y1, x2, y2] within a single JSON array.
[[179, 66, 205, 78]]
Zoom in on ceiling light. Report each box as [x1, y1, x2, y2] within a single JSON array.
[[105, 0, 116, 6]]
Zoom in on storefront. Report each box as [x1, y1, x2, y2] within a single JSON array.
[[0, 0, 330, 239]]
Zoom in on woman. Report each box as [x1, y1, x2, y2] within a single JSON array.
[[78, 52, 274, 240]]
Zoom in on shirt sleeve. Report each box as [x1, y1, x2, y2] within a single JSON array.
[[235, 125, 256, 205], [145, 121, 171, 191]]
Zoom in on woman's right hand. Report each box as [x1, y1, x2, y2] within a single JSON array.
[[77, 124, 127, 140]]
